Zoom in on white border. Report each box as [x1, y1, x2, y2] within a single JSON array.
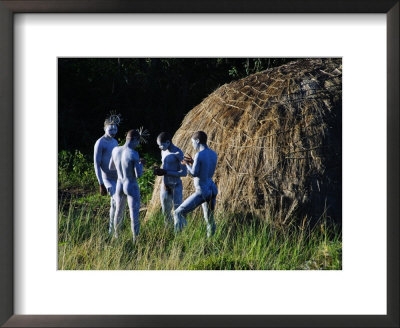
[[14, 14, 387, 315]]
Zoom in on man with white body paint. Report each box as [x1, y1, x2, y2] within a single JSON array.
[[174, 131, 218, 237], [154, 132, 187, 226], [109, 130, 144, 243], [93, 115, 120, 235]]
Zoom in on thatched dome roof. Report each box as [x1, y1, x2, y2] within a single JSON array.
[[147, 58, 342, 224]]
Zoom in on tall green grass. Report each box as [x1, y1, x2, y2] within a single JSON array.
[[58, 149, 341, 270], [58, 195, 342, 270]]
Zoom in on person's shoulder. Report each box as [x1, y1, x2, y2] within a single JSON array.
[[172, 146, 184, 158], [205, 148, 217, 161], [196, 149, 206, 159], [207, 147, 217, 156], [112, 145, 122, 154], [95, 136, 105, 146], [172, 145, 183, 153], [129, 148, 139, 158]]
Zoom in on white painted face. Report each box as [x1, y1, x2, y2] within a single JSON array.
[[157, 139, 170, 151], [191, 138, 200, 151], [104, 124, 118, 138]]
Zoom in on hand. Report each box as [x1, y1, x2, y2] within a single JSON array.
[[139, 157, 146, 166], [182, 154, 193, 165], [99, 184, 107, 196], [153, 167, 167, 176]]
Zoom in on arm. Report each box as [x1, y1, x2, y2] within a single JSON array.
[[93, 140, 104, 185], [134, 155, 143, 178], [166, 164, 187, 177], [186, 153, 201, 177], [94, 140, 107, 195], [109, 152, 116, 171]]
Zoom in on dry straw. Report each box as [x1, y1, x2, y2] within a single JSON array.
[[147, 58, 342, 225]]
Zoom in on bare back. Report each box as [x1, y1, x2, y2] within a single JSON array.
[[122, 147, 140, 181], [111, 146, 142, 183]]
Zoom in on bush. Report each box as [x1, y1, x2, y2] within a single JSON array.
[[59, 150, 97, 190], [137, 152, 159, 204], [58, 149, 158, 205]]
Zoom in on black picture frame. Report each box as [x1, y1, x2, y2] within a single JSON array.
[[0, 1, 398, 327]]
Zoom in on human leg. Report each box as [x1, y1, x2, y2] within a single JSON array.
[[113, 182, 127, 238], [126, 182, 140, 243], [201, 196, 216, 237], [171, 182, 184, 229], [106, 179, 117, 235], [205, 182, 218, 237], [173, 191, 205, 233], [109, 196, 116, 234], [173, 182, 183, 210], [210, 181, 218, 211], [160, 183, 173, 225]]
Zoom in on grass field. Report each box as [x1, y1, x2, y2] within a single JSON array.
[[58, 150, 342, 270], [58, 194, 341, 270]]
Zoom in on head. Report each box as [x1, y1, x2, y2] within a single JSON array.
[[104, 123, 118, 138], [103, 115, 120, 138], [126, 129, 141, 148], [157, 132, 172, 151], [191, 131, 207, 151]]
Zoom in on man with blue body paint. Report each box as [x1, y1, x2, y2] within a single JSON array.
[[154, 132, 187, 226], [93, 115, 120, 235], [174, 131, 218, 237], [109, 129, 144, 243]]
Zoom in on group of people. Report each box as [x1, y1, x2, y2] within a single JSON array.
[[93, 114, 218, 243]]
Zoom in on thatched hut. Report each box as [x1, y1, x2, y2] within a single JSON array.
[[147, 58, 342, 224]]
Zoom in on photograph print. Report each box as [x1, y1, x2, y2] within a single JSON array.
[[58, 58, 342, 270]]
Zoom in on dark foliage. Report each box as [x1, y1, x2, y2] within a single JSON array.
[[58, 58, 297, 156]]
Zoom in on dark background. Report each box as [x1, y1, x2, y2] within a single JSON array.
[[58, 58, 297, 156]]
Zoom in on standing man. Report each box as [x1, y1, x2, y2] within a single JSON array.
[[109, 130, 144, 243], [94, 114, 120, 235], [154, 132, 187, 226], [174, 131, 218, 237]]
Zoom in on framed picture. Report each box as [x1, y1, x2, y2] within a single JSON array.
[[1, 1, 398, 327]]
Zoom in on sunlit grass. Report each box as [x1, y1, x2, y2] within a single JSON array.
[[58, 196, 342, 270]]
